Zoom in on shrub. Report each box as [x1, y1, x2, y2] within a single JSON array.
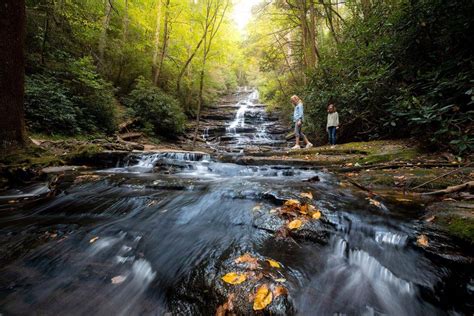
[[25, 74, 81, 135], [304, 0, 473, 154], [126, 77, 186, 137], [24, 57, 117, 135]]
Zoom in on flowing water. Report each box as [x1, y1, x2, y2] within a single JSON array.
[[0, 91, 472, 315]]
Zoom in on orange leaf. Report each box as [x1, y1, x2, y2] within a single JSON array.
[[222, 272, 247, 285], [253, 284, 273, 310], [287, 219, 302, 230], [235, 253, 259, 269], [273, 285, 288, 298], [216, 293, 235, 316], [417, 234, 429, 247]]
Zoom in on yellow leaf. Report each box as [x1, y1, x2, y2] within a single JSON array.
[[253, 204, 262, 212], [266, 259, 281, 268], [274, 278, 286, 283], [253, 284, 273, 311], [417, 234, 429, 247], [300, 192, 313, 199], [312, 211, 321, 219], [287, 219, 302, 230], [284, 199, 300, 207], [222, 272, 247, 285], [89, 236, 99, 243], [269, 208, 278, 214]]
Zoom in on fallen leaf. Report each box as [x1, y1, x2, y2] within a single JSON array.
[[273, 285, 288, 298], [425, 216, 436, 222], [396, 198, 412, 202], [89, 236, 99, 243], [253, 284, 273, 311], [235, 253, 259, 269], [222, 272, 247, 285], [300, 192, 313, 200], [111, 275, 127, 284], [287, 219, 302, 230], [253, 204, 262, 212], [266, 259, 281, 268], [367, 198, 382, 208], [269, 208, 278, 214], [312, 211, 321, 219], [8, 200, 18, 204], [284, 199, 301, 207], [274, 278, 286, 283], [417, 234, 429, 247], [216, 293, 235, 316]]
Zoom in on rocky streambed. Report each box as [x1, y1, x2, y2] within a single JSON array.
[[0, 90, 472, 315]]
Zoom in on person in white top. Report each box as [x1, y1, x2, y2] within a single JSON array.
[[326, 103, 339, 147], [290, 95, 313, 149]]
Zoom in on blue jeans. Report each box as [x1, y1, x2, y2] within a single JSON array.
[[328, 126, 337, 145]]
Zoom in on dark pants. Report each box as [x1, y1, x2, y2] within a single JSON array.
[[328, 126, 337, 145]]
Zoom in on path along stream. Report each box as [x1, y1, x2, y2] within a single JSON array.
[[0, 90, 472, 315]]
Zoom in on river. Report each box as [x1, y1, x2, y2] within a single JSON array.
[[0, 90, 472, 315]]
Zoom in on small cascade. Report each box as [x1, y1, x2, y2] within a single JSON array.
[[106, 152, 211, 173], [375, 231, 408, 246]]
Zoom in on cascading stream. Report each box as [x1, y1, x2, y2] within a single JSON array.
[[0, 89, 472, 315]]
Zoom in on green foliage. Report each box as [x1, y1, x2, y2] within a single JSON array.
[[126, 77, 186, 137], [25, 57, 117, 135], [303, 0, 473, 154]]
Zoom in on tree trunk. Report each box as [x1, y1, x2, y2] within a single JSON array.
[[0, 0, 27, 151], [99, 0, 112, 67], [192, 38, 208, 149], [40, 2, 51, 64], [156, 0, 171, 86], [152, 0, 163, 85], [116, 0, 129, 84]]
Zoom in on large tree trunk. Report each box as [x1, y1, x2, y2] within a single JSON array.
[[0, 0, 27, 151]]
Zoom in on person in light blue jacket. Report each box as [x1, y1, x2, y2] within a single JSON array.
[[290, 95, 313, 149]]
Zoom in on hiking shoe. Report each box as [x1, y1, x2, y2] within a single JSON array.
[[291, 145, 300, 150], [305, 143, 313, 149]]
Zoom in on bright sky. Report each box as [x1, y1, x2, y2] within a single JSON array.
[[231, 0, 262, 31]]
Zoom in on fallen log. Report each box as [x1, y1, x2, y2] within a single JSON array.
[[422, 181, 474, 196], [119, 132, 143, 141]]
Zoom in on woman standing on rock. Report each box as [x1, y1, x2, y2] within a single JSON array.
[[291, 95, 313, 150], [327, 103, 339, 147]]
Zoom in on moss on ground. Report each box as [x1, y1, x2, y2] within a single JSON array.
[[0, 146, 63, 168], [437, 214, 474, 244]]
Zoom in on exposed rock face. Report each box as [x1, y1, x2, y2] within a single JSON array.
[[183, 89, 291, 154]]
